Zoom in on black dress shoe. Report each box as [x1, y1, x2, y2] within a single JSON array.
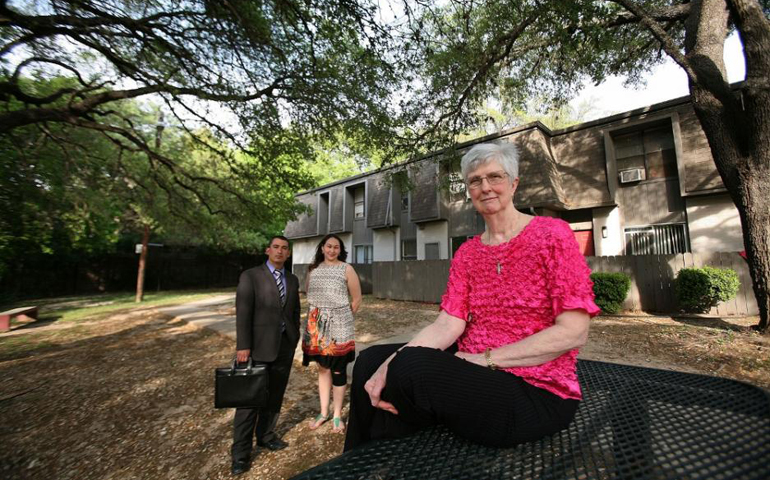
[[257, 438, 289, 451], [231, 459, 250, 475]]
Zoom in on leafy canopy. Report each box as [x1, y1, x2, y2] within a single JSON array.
[[0, 75, 315, 280], [394, 1, 697, 147], [1, 0, 403, 234]]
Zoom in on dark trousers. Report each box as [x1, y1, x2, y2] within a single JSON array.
[[231, 332, 296, 461], [344, 343, 579, 452]]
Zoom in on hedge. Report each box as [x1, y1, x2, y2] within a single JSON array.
[[675, 266, 740, 313], [590, 272, 632, 314]]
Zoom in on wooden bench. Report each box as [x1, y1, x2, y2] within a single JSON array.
[[0, 306, 38, 332], [290, 360, 770, 480]]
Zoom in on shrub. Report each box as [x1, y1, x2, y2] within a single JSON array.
[[675, 267, 740, 313], [590, 272, 631, 314]]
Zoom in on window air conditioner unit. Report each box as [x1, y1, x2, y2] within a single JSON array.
[[619, 168, 645, 183]]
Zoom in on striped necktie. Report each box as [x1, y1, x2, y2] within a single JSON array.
[[273, 269, 286, 306]]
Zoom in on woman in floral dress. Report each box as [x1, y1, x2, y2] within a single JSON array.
[[303, 234, 362, 433]]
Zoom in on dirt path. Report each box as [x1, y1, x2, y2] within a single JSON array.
[[1, 297, 767, 480]]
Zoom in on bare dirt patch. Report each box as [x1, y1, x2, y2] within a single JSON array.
[[351, 297, 436, 344], [582, 314, 770, 389], [1, 296, 768, 480], [216, 294, 437, 345]]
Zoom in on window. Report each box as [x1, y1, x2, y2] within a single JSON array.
[[615, 124, 677, 181], [401, 194, 409, 211], [624, 224, 689, 255], [425, 242, 440, 260], [354, 187, 365, 219], [354, 245, 373, 264], [451, 235, 474, 258], [401, 239, 417, 260]]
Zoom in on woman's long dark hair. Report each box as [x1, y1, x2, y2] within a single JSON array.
[[309, 234, 348, 272]]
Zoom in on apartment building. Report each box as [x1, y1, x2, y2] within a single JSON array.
[[284, 95, 744, 279]]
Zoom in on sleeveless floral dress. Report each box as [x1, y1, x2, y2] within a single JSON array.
[[302, 262, 356, 368]]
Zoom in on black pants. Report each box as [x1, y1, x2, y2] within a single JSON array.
[[231, 332, 296, 461], [344, 343, 579, 451]]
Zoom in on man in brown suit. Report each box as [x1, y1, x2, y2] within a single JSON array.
[[231, 235, 301, 475]]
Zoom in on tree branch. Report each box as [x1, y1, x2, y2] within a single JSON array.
[[611, 0, 699, 84], [605, 3, 692, 27], [728, 0, 770, 89], [0, 78, 284, 133]]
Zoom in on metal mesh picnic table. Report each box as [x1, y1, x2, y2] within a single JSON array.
[[290, 360, 770, 480]]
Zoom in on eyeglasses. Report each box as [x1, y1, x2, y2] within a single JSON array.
[[466, 171, 509, 189]]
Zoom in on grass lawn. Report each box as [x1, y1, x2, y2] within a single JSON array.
[[1, 288, 234, 325], [0, 289, 234, 359]]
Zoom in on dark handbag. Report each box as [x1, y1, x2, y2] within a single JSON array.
[[215, 357, 269, 409]]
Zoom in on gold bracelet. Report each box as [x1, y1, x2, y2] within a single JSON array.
[[484, 347, 497, 370]]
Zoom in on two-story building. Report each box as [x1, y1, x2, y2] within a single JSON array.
[[284, 94, 745, 290]]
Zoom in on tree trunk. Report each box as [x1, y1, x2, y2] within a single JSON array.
[[688, 79, 770, 332], [135, 224, 150, 303], [681, 0, 770, 332], [739, 174, 770, 331], [689, 87, 770, 332], [134, 116, 163, 303]]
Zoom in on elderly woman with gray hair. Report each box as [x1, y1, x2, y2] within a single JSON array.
[[344, 142, 599, 451]]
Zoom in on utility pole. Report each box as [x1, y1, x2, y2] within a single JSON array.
[[135, 224, 150, 302], [135, 116, 165, 302]]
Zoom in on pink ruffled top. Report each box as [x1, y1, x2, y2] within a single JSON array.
[[440, 216, 600, 400]]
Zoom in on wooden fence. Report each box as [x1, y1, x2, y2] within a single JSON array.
[[370, 252, 758, 316], [373, 260, 450, 304], [2, 250, 262, 301], [586, 252, 757, 316]]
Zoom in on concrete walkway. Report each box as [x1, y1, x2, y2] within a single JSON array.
[[160, 294, 236, 340], [160, 295, 420, 369]]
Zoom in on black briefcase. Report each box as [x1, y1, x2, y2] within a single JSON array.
[[215, 357, 269, 409]]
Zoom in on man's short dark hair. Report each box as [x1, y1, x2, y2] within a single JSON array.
[[268, 235, 290, 247]]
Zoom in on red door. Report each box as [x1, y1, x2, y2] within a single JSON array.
[[573, 230, 595, 256]]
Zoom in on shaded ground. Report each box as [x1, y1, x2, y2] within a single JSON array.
[[1, 295, 768, 480], [580, 314, 770, 389]]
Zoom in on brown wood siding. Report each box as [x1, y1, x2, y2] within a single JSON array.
[[389, 186, 401, 227], [353, 217, 372, 243], [410, 161, 440, 222], [284, 194, 318, 238], [400, 215, 417, 239], [329, 186, 345, 233], [366, 173, 390, 228], [617, 179, 686, 226], [684, 156, 723, 192], [551, 128, 611, 208], [676, 107, 724, 193], [447, 201, 481, 237], [514, 130, 566, 207]]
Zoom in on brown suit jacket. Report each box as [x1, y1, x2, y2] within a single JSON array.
[[235, 263, 301, 362]]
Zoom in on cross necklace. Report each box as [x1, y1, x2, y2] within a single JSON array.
[[484, 217, 523, 275], [485, 231, 505, 275]]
